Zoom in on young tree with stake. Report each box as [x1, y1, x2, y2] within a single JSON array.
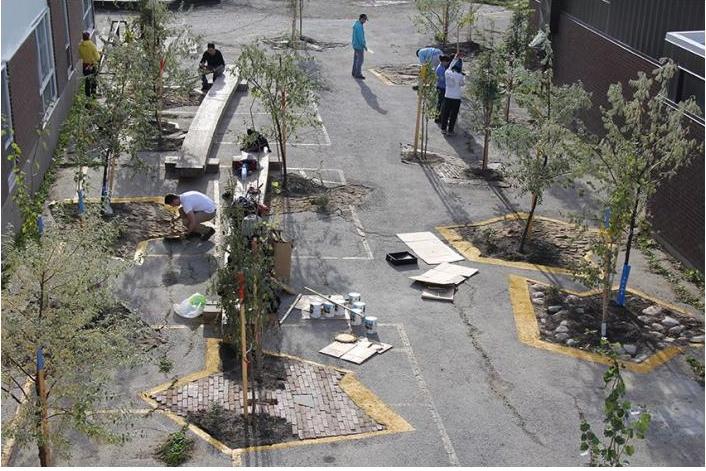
[[498, 1, 531, 122], [236, 45, 320, 189], [467, 48, 501, 171], [413, 0, 467, 48]]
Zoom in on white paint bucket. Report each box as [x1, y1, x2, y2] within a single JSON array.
[[364, 316, 378, 334], [351, 308, 363, 325], [352, 301, 366, 314], [348, 292, 361, 304], [310, 302, 322, 319], [323, 302, 335, 318]]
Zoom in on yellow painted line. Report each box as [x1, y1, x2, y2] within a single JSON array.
[[507, 274, 700, 374], [143, 341, 412, 462], [368, 68, 397, 86], [437, 213, 597, 274]]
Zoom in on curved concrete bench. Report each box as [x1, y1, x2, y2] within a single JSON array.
[[172, 65, 240, 177]]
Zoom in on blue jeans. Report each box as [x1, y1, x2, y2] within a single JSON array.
[[352, 49, 365, 77]]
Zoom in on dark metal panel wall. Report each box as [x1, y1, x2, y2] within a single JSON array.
[[559, 0, 705, 60]]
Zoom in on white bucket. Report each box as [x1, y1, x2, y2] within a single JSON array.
[[348, 292, 361, 304], [351, 308, 363, 325], [310, 301, 322, 319], [364, 316, 378, 334], [352, 301, 366, 314], [323, 302, 335, 318]]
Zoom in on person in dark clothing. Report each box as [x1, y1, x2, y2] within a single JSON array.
[[240, 129, 271, 153], [199, 42, 226, 90], [434, 55, 451, 123]]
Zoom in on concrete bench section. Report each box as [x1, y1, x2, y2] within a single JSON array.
[[172, 65, 240, 177]]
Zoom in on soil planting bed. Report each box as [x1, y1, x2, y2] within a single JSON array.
[[269, 173, 371, 215], [375, 64, 421, 85], [50, 201, 187, 258], [457, 217, 595, 269], [528, 280, 705, 362]]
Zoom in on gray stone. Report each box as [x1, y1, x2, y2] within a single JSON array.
[[566, 339, 579, 347], [547, 305, 563, 313], [531, 298, 544, 305], [650, 323, 665, 332], [565, 295, 580, 304], [642, 305, 663, 316], [650, 331, 665, 339], [638, 316, 651, 323], [619, 354, 632, 361], [668, 325, 685, 335], [664, 337, 676, 343], [656, 342, 666, 349], [553, 309, 570, 320], [661, 316, 680, 327], [539, 318, 546, 324], [559, 320, 570, 326], [530, 284, 545, 292], [690, 335, 705, 343], [623, 344, 637, 355], [555, 333, 570, 341], [634, 354, 649, 363], [575, 308, 585, 315], [555, 325, 569, 333]]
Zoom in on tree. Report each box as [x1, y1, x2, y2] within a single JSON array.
[[495, 32, 591, 252], [593, 60, 702, 301], [413, 0, 467, 48], [579, 340, 651, 466], [1, 212, 153, 466], [236, 45, 320, 189], [467, 48, 501, 170], [414, 62, 440, 159], [137, 0, 201, 143], [497, 1, 531, 122]]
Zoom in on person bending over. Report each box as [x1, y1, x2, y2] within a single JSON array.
[[164, 191, 217, 240]]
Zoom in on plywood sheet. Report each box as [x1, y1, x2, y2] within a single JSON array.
[[409, 262, 478, 285], [396, 232, 464, 264], [340, 340, 379, 364], [319, 341, 357, 358]]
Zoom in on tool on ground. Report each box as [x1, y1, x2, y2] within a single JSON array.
[[279, 293, 301, 325]]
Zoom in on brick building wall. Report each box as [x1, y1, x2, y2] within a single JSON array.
[[1, 0, 85, 232], [546, 10, 705, 270]]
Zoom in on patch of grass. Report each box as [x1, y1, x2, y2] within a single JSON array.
[[158, 355, 173, 374], [686, 357, 705, 385], [155, 424, 194, 466]]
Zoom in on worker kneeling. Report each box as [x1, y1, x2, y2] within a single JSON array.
[[164, 191, 217, 241]]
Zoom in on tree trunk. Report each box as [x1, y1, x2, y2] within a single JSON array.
[[622, 184, 642, 268], [299, 0, 303, 40], [482, 129, 490, 171], [36, 362, 51, 466], [291, 0, 298, 45], [519, 193, 538, 253], [504, 91, 511, 122], [442, 2, 449, 47]]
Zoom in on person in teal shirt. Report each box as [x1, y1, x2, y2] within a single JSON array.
[[352, 14, 368, 79]]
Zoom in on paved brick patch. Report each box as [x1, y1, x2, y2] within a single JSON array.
[[151, 357, 383, 441]]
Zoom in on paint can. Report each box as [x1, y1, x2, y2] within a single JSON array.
[[364, 316, 378, 334], [310, 301, 322, 319], [323, 302, 335, 318], [351, 308, 363, 325], [347, 292, 361, 304], [352, 301, 366, 314]]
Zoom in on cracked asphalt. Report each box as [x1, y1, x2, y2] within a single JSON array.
[[8, 0, 703, 467]]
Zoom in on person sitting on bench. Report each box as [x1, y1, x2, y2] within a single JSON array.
[[199, 42, 226, 90]]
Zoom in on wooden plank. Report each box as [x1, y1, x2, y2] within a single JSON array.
[[340, 340, 379, 364]]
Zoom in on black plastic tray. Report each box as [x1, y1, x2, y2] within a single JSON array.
[[386, 251, 418, 265]]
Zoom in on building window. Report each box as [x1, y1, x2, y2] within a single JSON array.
[[2, 66, 15, 193], [62, 0, 74, 77], [83, 0, 95, 32], [35, 11, 58, 120]]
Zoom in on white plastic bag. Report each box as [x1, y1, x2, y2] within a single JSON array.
[[173, 293, 206, 318]]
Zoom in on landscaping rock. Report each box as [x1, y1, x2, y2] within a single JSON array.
[[555, 333, 569, 341], [634, 354, 649, 363], [565, 295, 580, 305], [638, 316, 651, 323], [656, 342, 666, 349], [650, 331, 665, 339], [566, 339, 579, 347], [559, 320, 569, 326], [642, 305, 663, 316], [661, 316, 680, 327], [690, 335, 705, 343], [553, 309, 570, 320], [547, 305, 563, 314], [575, 308, 584, 315], [668, 325, 685, 336], [539, 318, 546, 324], [650, 323, 665, 332], [531, 298, 544, 305], [619, 354, 632, 361], [623, 344, 638, 355], [555, 325, 569, 334]]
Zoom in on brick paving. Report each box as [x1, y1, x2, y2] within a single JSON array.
[[151, 357, 384, 441]]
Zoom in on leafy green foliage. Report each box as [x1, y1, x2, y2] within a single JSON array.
[[236, 45, 320, 188], [579, 339, 651, 466], [155, 424, 194, 466], [497, 1, 532, 121], [416, 62, 439, 159], [1, 212, 153, 461], [467, 48, 502, 169], [413, 0, 472, 48]]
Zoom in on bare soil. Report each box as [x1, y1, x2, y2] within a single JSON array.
[[529, 281, 705, 361], [50, 201, 187, 258], [269, 173, 371, 215], [457, 217, 595, 269], [374, 64, 421, 85]]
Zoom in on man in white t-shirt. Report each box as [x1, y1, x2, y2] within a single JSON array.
[[164, 191, 217, 240]]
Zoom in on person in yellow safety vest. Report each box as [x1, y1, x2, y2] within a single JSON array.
[[78, 31, 101, 98]]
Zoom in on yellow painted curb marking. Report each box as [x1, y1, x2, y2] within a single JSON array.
[[437, 212, 596, 274], [508, 274, 701, 374]]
